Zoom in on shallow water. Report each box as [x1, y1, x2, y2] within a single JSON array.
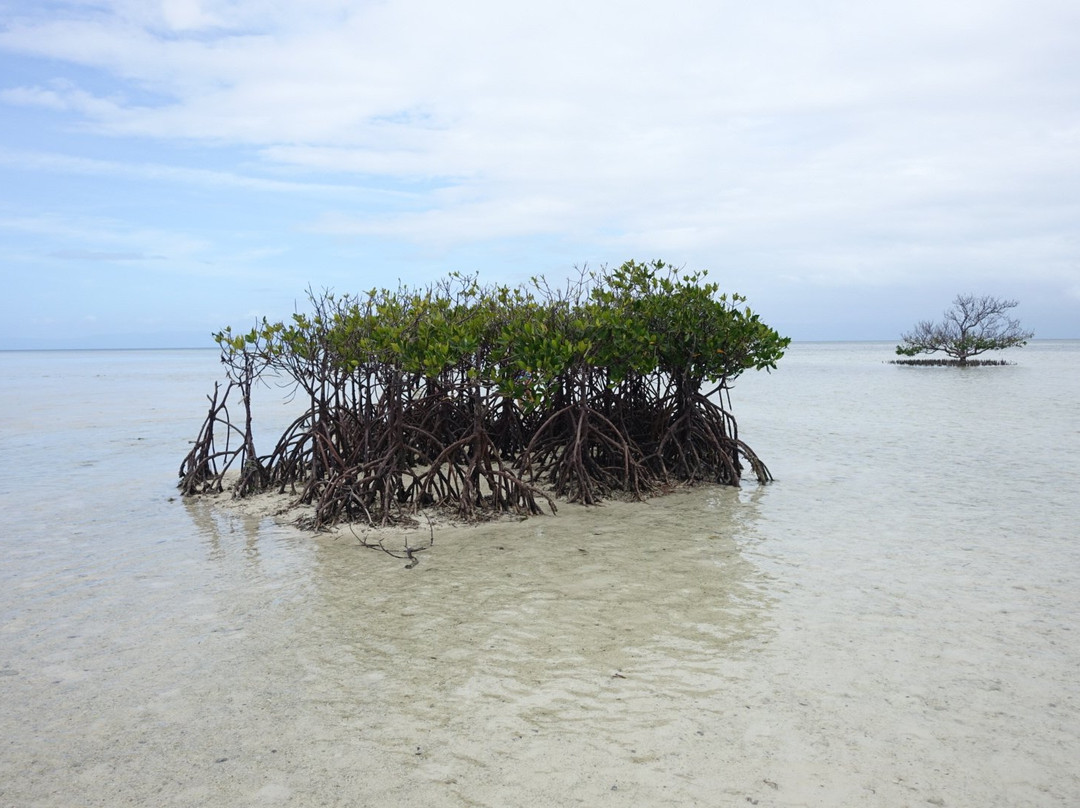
[[1, 343, 1078, 806]]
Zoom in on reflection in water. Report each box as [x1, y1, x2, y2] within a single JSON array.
[[264, 488, 777, 803], [4, 345, 1079, 806], [183, 495, 270, 565], [21, 484, 767, 808]]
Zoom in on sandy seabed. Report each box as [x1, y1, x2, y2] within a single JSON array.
[[5, 342, 1080, 806], [2, 482, 1078, 808]]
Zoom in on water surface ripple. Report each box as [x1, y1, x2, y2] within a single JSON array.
[[1, 343, 1077, 806]]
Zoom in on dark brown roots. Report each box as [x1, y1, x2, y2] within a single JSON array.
[[178, 381, 266, 496], [520, 402, 653, 505], [181, 375, 769, 530]]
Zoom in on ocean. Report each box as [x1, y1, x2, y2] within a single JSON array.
[[1, 342, 1078, 807]]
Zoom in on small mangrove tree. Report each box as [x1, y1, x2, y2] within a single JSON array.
[[179, 261, 790, 528], [895, 294, 1033, 365]]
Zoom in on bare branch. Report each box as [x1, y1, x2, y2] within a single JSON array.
[[897, 294, 1033, 363]]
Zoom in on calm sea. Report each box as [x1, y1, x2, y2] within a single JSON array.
[[1, 342, 1078, 807]]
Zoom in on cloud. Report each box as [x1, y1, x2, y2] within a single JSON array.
[[1, 0, 1079, 301], [0, 212, 211, 266], [6, 1, 1071, 144], [158, 0, 224, 31], [0, 146, 400, 197], [0, 79, 125, 117], [49, 249, 164, 261]]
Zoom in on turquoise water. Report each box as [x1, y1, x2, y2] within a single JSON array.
[[1, 343, 1078, 806]]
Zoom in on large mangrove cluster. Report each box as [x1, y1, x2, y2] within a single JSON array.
[[179, 261, 789, 528]]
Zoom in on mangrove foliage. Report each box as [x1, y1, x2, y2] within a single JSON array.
[[179, 261, 789, 529]]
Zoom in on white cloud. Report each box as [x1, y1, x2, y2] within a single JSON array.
[[0, 78, 126, 117], [50, 249, 165, 261], [0, 85, 71, 111], [159, 0, 222, 31], [1, 0, 1079, 303], [0, 146, 402, 196], [5, 1, 1066, 143], [0, 212, 212, 266]]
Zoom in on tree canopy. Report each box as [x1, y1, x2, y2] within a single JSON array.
[[896, 294, 1033, 365]]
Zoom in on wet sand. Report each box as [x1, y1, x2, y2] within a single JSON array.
[[3, 482, 1077, 807]]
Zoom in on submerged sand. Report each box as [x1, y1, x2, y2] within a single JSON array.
[[3, 481, 1076, 807]]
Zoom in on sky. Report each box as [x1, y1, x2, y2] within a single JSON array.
[[1, 0, 1078, 349]]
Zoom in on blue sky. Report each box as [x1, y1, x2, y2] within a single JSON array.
[[1, 0, 1078, 349]]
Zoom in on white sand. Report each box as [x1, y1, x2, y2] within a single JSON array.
[[2, 485, 1077, 807]]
